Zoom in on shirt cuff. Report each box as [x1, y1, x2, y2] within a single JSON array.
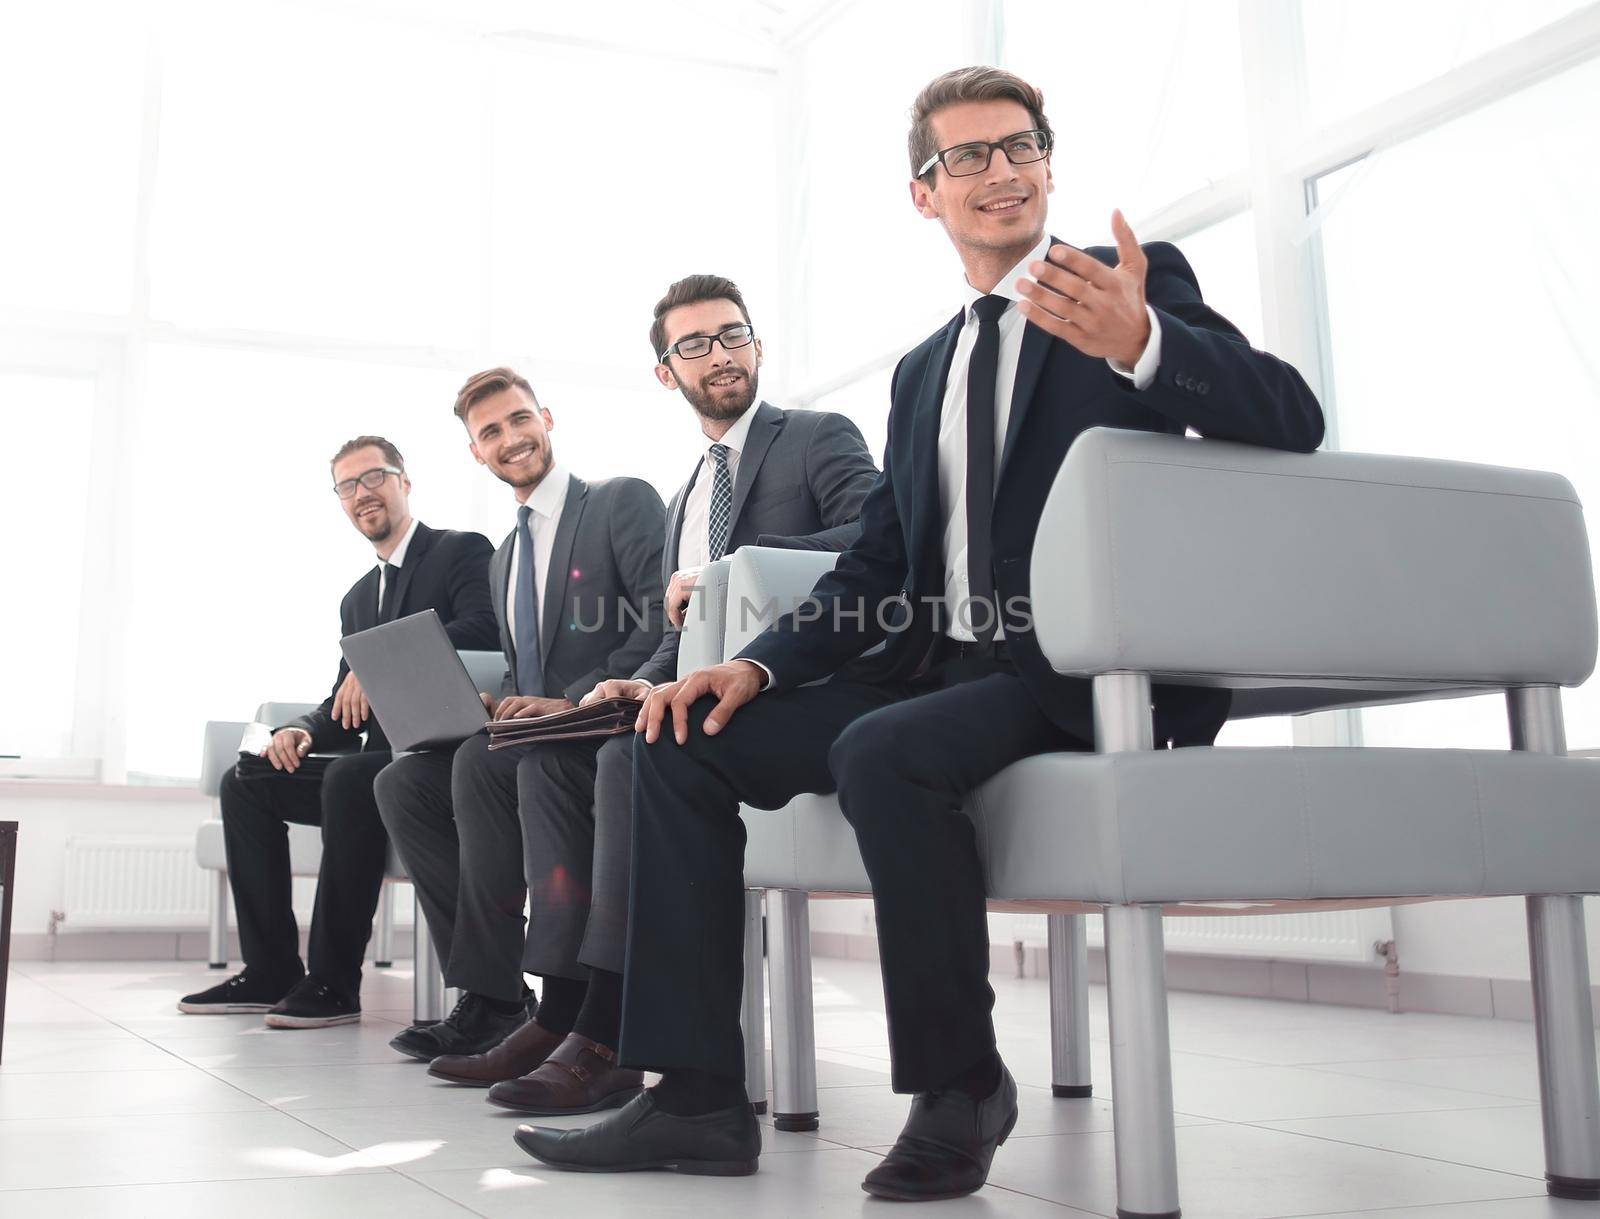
[[739, 659, 775, 691], [1107, 305, 1162, 389]]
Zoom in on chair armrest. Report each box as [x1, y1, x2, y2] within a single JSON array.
[[723, 547, 843, 660], [198, 721, 249, 798], [678, 559, 732, 678]]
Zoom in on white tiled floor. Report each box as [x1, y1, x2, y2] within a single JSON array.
[[2, 957, 1596, 1218]]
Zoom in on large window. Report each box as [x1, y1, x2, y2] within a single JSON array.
[[1319, 53, 1600, 749]]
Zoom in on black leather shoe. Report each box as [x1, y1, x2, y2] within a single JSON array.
[[513, 1090, 760, 1176], [861, 1064, 1019, 1201], [388, 991, 525, 1062]]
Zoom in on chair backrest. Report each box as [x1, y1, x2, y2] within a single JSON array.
[[458, 649, 505, 693], [255, 701, 319, 726], [1030, 428, 1598, 717]]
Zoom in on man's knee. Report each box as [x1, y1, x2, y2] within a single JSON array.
[[828, 709, 903, 795], [373, 756, 426, 834], [321, 755, 373, 810]]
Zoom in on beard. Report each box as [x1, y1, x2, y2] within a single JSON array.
[[354, 502, 392, 541], [681, 365, 758, 423], [495, 438, 554, 491]]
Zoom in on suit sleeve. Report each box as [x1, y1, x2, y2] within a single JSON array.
[[755, 411, 880, 553], [560, 479, 668, 704], [631, 628, 681, 687], [735, 363, 913, 690], [438, 532, 499, 651], [1118, 241, 1324, 452], [283, 594, 363, 752]]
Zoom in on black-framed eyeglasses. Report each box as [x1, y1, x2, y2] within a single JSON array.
[[917, 129, 1052, 179], [333, 465, 401, 499], [659, 323, 755, 363]]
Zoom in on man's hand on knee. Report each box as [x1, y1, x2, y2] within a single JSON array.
[[635, 661, 765, 745]]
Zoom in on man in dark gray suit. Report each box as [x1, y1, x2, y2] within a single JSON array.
[[425, 275, 878, 1112], [375, 366, 666, 1064]]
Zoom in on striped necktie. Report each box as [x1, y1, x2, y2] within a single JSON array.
[[706, 443, 733, 563]]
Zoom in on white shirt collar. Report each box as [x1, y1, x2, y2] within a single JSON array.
[[520, 462, 570, 520], [380, 517, 421, 569], [963, 232, 1053, 314], [705, 400, 762, 458]]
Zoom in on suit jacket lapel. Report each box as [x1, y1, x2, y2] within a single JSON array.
[[726, 401, 781, 535], [540, 475, 587, 665], [998, 320, 1052, 480], [354, 567, 382, 631], [490, 533, 514, 662], [910, 310, 967, 563], [384, 522, 433, 621], [663, 462, 696, 584]]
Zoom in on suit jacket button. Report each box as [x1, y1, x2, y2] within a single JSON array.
[[1197, 381, 1210, 395]]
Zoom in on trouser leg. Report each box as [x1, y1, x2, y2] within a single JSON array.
[[620, 680, 898, 1078], [219, 765, 321, 984], [306, 750, 393, 1002], [374, 749, 457, 969], [448, 733, 542, 1003], [519, 738, 604, 981], [576, 733, 634, 975], [829, 662, 1081, 1093]]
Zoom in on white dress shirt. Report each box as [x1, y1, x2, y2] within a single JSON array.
[[505, 464, 570, 643], [937, 233, 1162, 641], [375, 517, 420, 607], [677, 400, 761, 572]]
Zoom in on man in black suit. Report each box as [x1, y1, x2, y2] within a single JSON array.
[[375, 368, 667, 1065], [513, 67, 1324, 1196], [423, 276, 878, 1110], [180, 435, 497, 1028]]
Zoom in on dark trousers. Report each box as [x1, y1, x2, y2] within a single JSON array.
[[521, 731, 634, 977], [218, 749, 393, 1000], [376, 735, 599, 1003], [621, 652, 1082, 1094]]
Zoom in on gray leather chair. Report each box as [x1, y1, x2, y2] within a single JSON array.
[[718, 428, 1600, 1216], [195, 650, 506, 1023]]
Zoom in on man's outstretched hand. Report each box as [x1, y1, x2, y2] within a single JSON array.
[[635, 660, 765, 745], [1015, 209, 1151, 367]]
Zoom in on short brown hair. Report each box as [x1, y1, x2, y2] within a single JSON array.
[[453, 366, 538, 426], [908, 66, 1053, 179], [650, 274, 752, 361], [330, 434, 404, 474]]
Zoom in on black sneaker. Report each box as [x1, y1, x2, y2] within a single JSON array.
[[388, 991, 526, 1061], [264, 977, 361, 1029], [178, 969, 298, 1014]]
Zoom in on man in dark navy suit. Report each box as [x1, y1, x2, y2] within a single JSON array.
[[179, 435, 497, 1028], [514, 67, 1324, 1198]]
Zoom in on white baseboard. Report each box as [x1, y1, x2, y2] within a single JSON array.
[[809, 929, 1587, 1025], [8, 927, 416, 964]]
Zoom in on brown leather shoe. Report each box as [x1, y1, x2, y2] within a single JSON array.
[[427, 1016, 564, 1086], [487, 1032, 645, 1115]]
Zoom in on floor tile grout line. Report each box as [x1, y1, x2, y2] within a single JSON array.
[[1237, 1117, 1551, 1185], [1256, 1188, 1553, 1219]]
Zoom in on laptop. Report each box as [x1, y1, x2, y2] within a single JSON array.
[[340, 610, 491, 752]]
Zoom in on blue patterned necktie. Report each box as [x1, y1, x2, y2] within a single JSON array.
[[706, 443, 733, 563], [514, 504, 544, 697]]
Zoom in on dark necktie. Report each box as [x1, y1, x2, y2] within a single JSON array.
[[514, 504, 545, 697], [966, 294, 1009, 644], [377, 562, 398, 623], [706, 443, 733, 563]]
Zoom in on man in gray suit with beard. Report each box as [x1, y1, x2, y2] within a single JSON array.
[[375, 365, 666, 1065], [423, 275, 879, 1112]]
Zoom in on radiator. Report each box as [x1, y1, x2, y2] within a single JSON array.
[[62, 835, 212, 928]]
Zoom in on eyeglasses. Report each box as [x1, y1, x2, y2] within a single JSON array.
[[333, 465, 401, 499], [660, 323, 755, 362], [917, 129, 1052, 179]]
